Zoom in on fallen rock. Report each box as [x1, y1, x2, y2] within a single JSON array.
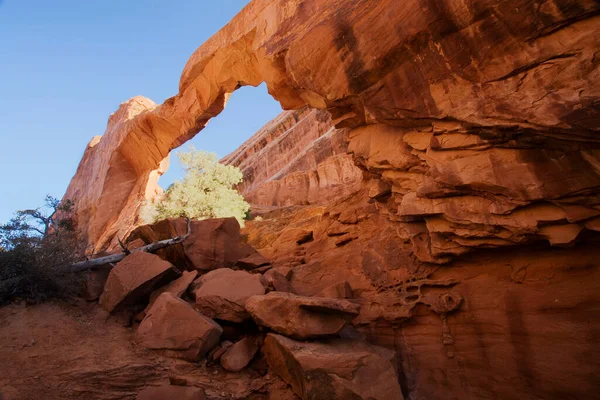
[[136, 293, 222, 361], [136, 385, 206, 400], [314, 281, 353, 299], [208, 340, 233, 362], [236, 252, 270, 271], [263, 269, 295, 293], [99, 252, 178, 313], [245, 292, 360, 339], [144, 270, 198, 313], [81, 265, 112, 301], [263, 333, 403, 400], [272, 267, 293, 280], [191, 269, 266, 322], [127, 218, 263, 271], [220, 337, 260, 372]]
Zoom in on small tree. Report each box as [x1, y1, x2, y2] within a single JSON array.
[[0, 196, 83, 304], [141, 146, 250, 225], [0, 195, 74, 243]]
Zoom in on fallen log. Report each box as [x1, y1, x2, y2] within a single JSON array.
[[65, 218, 191, 273]]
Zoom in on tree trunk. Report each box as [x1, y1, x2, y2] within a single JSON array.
[[64, 219, 191, 273]]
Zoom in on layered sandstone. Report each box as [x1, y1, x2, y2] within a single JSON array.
[[242, 194, 600, 400], [63, 0, 600, 256], [221, 106, 362, 207]]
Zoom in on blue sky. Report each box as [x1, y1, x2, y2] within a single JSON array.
[[0, 0, 283, 223]]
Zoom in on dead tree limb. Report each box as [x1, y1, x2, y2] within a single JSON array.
[[64, 218, 191, 273], [117, 237, 130, 255]]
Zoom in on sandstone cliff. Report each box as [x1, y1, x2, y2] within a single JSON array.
[[59, 1, 600, 398], [63, 0, 600, 257], [221, 106, 362, 207]]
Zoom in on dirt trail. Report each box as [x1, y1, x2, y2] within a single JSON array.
[[0, 300, 284, 400]]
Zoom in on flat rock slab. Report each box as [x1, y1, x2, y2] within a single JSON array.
[[263, 333, 403, 400], [136, 385, 206, 400], [136, 292, 222, 361], [220, 337, 260, 372], [191, 268, 266, 322], [100, 252, 178, 313], [245, 292, 359, 340], [236, 252, 270, 271]]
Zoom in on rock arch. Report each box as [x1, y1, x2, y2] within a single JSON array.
[[63, 0, 600, 256]]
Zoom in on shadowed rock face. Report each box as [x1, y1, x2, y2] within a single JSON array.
[[63, 0, 600, 256]]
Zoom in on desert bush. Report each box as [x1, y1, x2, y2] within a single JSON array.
[[0, 196, 84, 305], [141, 146, 250, 226]]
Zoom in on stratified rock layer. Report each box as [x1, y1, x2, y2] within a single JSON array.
[[221, 106, 362, 207], [64, 0, 600, 257]]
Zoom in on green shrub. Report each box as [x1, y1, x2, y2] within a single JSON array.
[[0, 196, 84, 305], [141, 146, 250, 226]]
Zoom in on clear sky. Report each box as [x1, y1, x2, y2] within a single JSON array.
[[0, 0, 283, 224]]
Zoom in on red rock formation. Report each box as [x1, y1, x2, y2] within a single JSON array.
[[136, 292, 223, 362], [221, 106, 362, 207], [63, 0, 600, 256], [59, 1, 600, 398]]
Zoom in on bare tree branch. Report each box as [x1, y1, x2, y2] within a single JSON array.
[[117, 237, 130, 255], [64, 218, 191, 273]]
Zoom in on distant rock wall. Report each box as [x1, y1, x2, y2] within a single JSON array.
[[221, 106, 362, 207]]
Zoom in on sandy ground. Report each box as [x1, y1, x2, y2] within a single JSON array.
[[0, 300, 287, 400]]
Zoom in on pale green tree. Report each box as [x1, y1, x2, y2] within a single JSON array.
[[141, 146, 250, 225]]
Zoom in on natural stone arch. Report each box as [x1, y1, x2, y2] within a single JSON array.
[[63, 0, 600, 255]]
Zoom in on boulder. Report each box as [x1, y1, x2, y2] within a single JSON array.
[[81, 265, 112, 301], [99, 252, 178, 313], [245, 292, 360, 340], [263, 333, 403, 400], [236, 252, 270, 271], [263, 269, 295, 293], [127, 218, 262, 271], [136, 293, 222, 361], [314, 281, 353, 299], [207, 340, 233, 362], [144, 270, 198, 313], [220, 337, 260, 372], [191, 269, 266, 322], [272, 267, 293, 280], [136, 385, 206, 400]]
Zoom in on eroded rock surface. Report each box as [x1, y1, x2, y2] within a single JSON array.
[[263, 333, 403, 400], [246, 292, 360, 339]]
